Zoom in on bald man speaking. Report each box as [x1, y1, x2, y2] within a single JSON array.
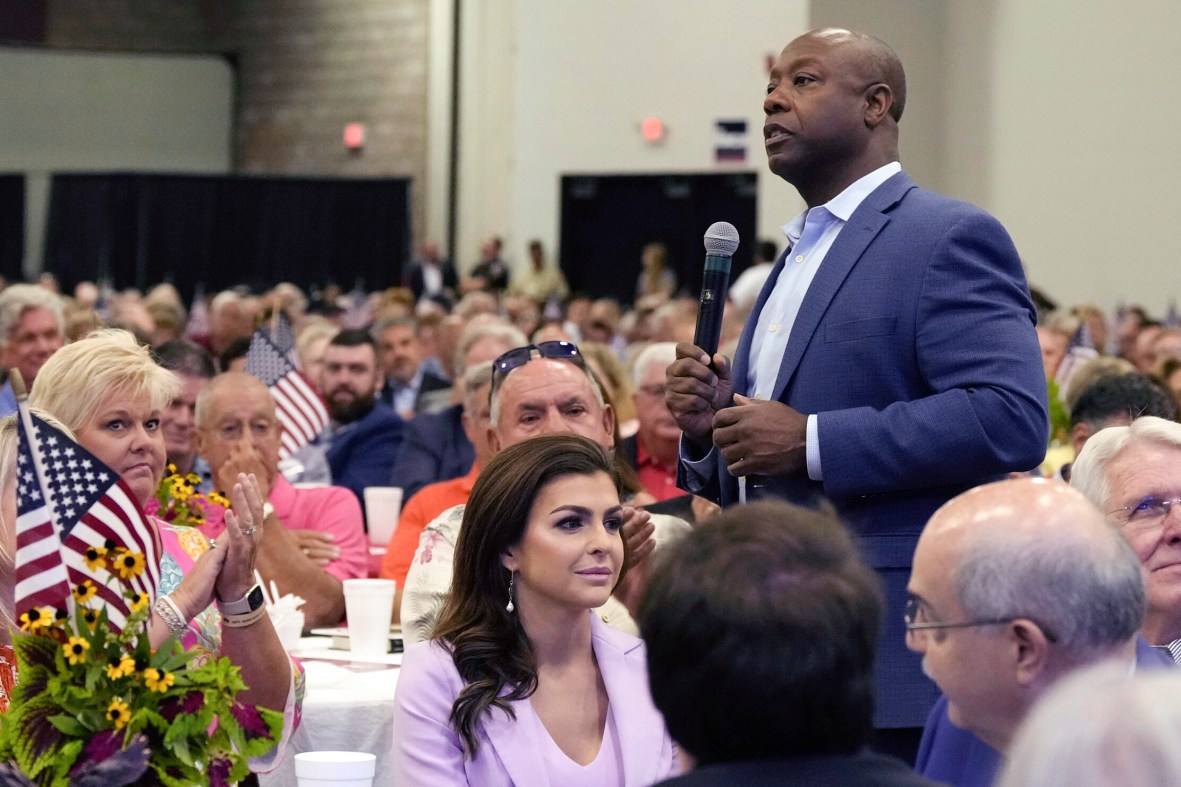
[[667, 28, 1048, 750]]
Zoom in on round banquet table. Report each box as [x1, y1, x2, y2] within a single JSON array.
[[259, 638, 401, 786]]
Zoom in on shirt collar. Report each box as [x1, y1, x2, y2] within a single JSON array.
[[390, 367, 424, 393], [781, 161, 903, 244]]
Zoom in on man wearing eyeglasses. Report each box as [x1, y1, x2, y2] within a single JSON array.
[[195, 372, 369, 629], [1073, 416, 1181, 663], [908, 477, 1152, 786]]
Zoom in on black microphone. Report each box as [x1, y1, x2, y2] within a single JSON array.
[[692, 221, 740, 357]]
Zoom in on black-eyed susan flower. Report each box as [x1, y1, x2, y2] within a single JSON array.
[[107, 699, 131, 730], [73, 580, 98, 604], [208, 491, 231, 509], [114, 551, 146, 580], [18, 606, 53, 633], [63, 637, 90, 665], [127, 591, 150, 613], [83, 545, 107, 571], [81, 608, 101, 631], [106, 655, 135, 680], [143, 667, 175, 693]]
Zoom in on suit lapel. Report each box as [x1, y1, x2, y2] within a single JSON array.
[[592, 616, 666, 786], [769, 172, 914, 401]]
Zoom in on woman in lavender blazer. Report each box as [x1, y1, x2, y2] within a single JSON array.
[[392, 435, 678, 785]]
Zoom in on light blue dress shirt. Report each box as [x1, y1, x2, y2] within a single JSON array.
[[683, 162, 902, 500]]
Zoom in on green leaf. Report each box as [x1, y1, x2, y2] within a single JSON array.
[[46, 714, 89, 738]]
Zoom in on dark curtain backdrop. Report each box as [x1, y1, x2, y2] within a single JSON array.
[[0, 175, 25, 282], [559, 172, 758, 305], [43, 173, 410, 302]]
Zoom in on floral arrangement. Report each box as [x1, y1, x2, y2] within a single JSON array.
[[148, 466, 230, 529], [0, 546, 282, 786]]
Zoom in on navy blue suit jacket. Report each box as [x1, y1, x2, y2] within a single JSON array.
[[326, 403, 405, 526], [389, 403, 474, 502], [679, 172, 1049, 728]]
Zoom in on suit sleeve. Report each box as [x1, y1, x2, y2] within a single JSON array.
[[817, 212, 1049, 498], [391, 642, 470, 783], [390, 419, 442, 502]]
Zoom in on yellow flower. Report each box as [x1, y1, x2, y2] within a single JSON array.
[[127, 591, 150, 613], [63, 637, 90, 665], [166, 463, 178, 475], [143, 667, 175, 693], [106, 655, 135, 680], [73, 580, 98, 604], [83, 545, 107, 571], [107, 699, 131, 730], [114, 551, 146, 580], [18, 606, 54, 633], [186, 473, 201, 485], [81, 608, 101, 631]]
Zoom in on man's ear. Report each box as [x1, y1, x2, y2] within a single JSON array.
[[1010, 619, 1053, 687], [488, 426, 502, 455], [863, 82, 894, 128], [600, 402, 616, 442]]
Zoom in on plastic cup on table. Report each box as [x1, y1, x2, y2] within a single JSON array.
[[362, 487, 403, 547], [294, 751, 376, 787], [342, 578, 396, 656]]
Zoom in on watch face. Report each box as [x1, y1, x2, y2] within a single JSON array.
[[247, 584, 266, 611]]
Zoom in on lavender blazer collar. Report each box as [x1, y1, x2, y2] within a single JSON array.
[[479, 613, 671, 786]]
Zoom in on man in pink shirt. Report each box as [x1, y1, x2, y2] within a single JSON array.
[[195, 372, 367, 629]]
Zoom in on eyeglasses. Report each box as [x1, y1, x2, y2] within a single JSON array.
[[1109, 495, 1181, 529], [903, 597, 1058, 642]]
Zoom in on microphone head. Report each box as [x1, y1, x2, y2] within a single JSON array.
[[704, 222, 740, 256]]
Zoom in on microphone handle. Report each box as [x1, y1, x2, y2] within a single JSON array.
[[693, 253, 732, 357]]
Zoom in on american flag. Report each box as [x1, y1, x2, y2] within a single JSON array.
[[263, 309, 298, 362], [245, 327, 329, 458], [13, 408, 162, 633]]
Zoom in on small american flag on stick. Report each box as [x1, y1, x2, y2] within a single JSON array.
[[13, 395, 162, 633], [245, 326, 329, 458]]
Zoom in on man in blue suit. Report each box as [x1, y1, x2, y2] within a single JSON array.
[[668, 28, 1048, 749], [322, 329, 405, 527]]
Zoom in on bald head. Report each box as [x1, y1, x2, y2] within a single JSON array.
[[195, 371, 273, 428], [793, 27, 906, 122], [925, 478, 1144, 659]]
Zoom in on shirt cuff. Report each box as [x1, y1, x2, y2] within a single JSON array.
[[806, 413, 822, 482], [678, 435, 716, 494]]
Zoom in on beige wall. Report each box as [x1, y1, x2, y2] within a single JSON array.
[[954, 0, 1181, 314], [444, 0, 809, 274]]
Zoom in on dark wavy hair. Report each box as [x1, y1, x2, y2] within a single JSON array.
[[638, 500, 883, 762], [432, 434, 621, 758]]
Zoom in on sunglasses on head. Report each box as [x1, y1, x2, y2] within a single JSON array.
[[491, 341, 584, 386]]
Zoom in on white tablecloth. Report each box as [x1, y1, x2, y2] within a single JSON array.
[[260, 638, 402, 786]]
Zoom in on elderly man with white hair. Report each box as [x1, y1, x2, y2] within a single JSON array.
[[0, 283, 65, 416], [1072, 415, 1181, 661]]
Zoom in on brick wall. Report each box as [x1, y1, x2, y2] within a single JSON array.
[[45, 0, 430, 238]]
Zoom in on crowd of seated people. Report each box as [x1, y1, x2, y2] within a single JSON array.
[[5, 265, 1181, 782]]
